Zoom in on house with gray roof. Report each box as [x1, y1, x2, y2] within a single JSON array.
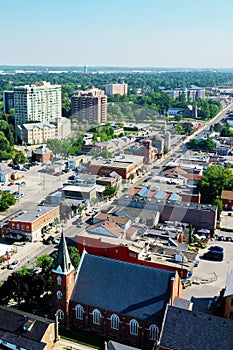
[[0, 305, 57, 350], [159, 305, 233, 350]]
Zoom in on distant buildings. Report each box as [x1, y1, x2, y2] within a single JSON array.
[[12, 81, 62, 125], [105, 83, 128, 96], [71, 88, 107, 124], [161, 86, 205, 101]]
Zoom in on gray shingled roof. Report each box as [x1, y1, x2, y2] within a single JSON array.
[[71, 252, 175, 323], [159, 305, 233, 350], [0, 306, 53, 349], [54, 231, 74, 274]]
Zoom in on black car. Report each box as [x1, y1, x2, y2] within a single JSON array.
[[203, 251, 223, 262], [226, 237, 233, 242], [217, 235, 224, 241], [209, 246, 224, 252]]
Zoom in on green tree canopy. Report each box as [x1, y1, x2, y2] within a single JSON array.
[[197, 166, 233, 204]]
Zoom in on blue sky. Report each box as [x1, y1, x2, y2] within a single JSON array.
[[1, 0, 233, 67]]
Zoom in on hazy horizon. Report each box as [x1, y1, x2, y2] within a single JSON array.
[[2, 0, 233, 67]]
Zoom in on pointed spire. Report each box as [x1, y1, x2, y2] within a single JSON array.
[[54, 230, 74, 274]]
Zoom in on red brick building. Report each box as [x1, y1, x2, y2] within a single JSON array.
[[52, 233, 182, 349], [221, 190, 233, 211], [88, 155, 144, 180], [0, 206, 59, 242]]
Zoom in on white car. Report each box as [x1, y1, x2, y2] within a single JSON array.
[[8, 260, 20, 270], [86, 210, 96, 216]]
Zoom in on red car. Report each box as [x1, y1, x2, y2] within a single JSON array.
[[8, 182, 14, 186]]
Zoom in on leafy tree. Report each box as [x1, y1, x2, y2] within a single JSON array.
[[0, 191, 16, 211], [197, 166, 233, 204], [100, 150, 113, 159], [36, 254, 54, 292], [13, 151, 27, 165], [103, 185, 118, 199]]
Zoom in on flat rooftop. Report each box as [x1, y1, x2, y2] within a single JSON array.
[[62, 185, 96, 193], [10, 206, 58, 223]]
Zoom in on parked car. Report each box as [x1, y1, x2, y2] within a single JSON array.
[[181, 279, 192, 289], [8, 260, 20, 270], [203, 251, 223, 262], [53, 237, 60, 244], [217, 236, 225, 241], [8, 182, 14, 186], [86, 210, 96, 216], [209, 246, 224, 252], [226, 237, 233, 242]]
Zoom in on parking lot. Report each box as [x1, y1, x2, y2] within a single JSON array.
[[183, 232, 233, 302]]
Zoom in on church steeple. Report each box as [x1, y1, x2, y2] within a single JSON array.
[[53, 230, 74, 274], [52, 230, 75, 329]]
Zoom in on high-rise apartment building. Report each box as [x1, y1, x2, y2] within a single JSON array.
[[105, 83, 128, 96], [3, 91, 14, 114], [71, 88, 107, 124], [13, 81, 62, 125]]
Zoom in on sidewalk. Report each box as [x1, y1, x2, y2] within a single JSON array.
[[53, 338, 97, 350]]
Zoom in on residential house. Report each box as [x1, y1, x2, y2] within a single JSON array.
[[159, 305, 233, 350], [0, 305, 58, 350]]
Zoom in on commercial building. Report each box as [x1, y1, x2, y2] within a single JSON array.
[[16, 117, 71, 144], [88, 155, 144, 180], [62, 184, 97, 202], [13, 81, 62, 125], [71, 88, 107, 124], [117, 194, 217, 231], [0, 206, 60, 242], [105, 83, 128, 96]]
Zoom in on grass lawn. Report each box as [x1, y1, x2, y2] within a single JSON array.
[[60, 327, 106, 349]]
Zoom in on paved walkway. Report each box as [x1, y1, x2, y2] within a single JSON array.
[[53, 338, 98, 350]]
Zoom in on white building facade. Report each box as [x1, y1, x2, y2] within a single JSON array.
[[14, 81, 62, 125]]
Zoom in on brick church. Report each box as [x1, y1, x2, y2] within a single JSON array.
[[52, 233, 182, 349]]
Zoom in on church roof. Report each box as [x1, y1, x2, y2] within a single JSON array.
[[53, 231, 74, 274], [71, 252, 175, 323]]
